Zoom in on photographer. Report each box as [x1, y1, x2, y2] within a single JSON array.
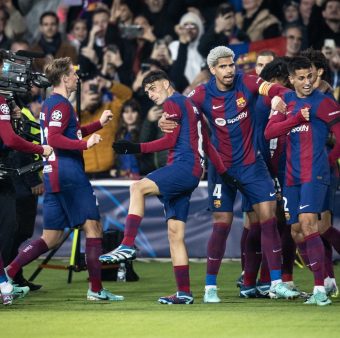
[[0, 50, 52, 304]]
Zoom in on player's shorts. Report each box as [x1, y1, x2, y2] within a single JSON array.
[[43, 184, 100, 230], [322, 169, 339, 214], [283, 181, 328, 225], [208, 155, 276, 212], [147, 163, 200, 222]]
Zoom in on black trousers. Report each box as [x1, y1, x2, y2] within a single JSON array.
[[0, 178, 17, 264]]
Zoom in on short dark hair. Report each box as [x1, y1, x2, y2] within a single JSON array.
[[260, 57, 289, 83], [287, 56, 312, 75], [44, 57, 73, 86], [216, 3, 234, 16], [257, 50, 277, 59], [142, 70, 170, 89], [40, 11, 59, 25], [300, 48, 328, 70], [92, 8, 110, 18]]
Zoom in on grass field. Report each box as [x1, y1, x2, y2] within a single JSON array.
[[1, 260, 339, 338]]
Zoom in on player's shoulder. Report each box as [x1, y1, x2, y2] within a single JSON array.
[[187, 83, 206, 99]]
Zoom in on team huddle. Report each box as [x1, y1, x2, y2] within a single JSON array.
[[1, 45, 340, 307]]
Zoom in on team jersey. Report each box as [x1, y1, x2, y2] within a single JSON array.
[[254, 95, 271, 164], [189, 73, 278, 168], [141, 92, 225, 178], [40, 93, 101, 192], [265, 89, 340, 186], [0, 95, 43, 156]]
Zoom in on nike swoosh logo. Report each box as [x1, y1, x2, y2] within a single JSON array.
[[273, 249, 281, 253], [208, 257, 220, 261], [270, 192, 276, 197], [299, 205, 309, 210], [309, 262, 317, 267], [212, 105, 223, 109], [329, 110, 340, 116]]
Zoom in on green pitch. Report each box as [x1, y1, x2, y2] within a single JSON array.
[[1, 260, 339, 338]]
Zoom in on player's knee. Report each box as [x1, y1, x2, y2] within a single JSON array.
[[130, 181, 145, 195], [300, 218, 317, 237], [83, 220, 102, 238], [168, 226, 184, 243], [213, 212, 232, 224]]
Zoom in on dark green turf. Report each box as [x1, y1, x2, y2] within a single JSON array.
[[1, 260, 339, 338]]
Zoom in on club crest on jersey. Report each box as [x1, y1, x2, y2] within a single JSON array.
[[214, 200, 221, 208], [215, 118, 226, 126], [0, 103, 10, 114], [236, 97, 246, 108], [51, 110, 62, 121]]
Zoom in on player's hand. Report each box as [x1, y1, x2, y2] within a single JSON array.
[[42, 145, 53, 157], [147, 105, 163, 122], [100, 110, 113, 126], [158, 113, 178, 133], [220, 171, 245, 193], [113, 140, 141, 154], [31, 183, 44, 195], [87, 133, 102, 149], [299, 107, 310, 121], [271, 96, 286, 114]]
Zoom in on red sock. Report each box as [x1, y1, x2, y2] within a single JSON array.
[[7, 238, 48, 279], [121, 214, 142, 246], [305, 233, 325, 286], [86, 238, 103, 292], [174, 265, 190, 293]]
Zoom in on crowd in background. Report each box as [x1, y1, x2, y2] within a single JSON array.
[[0, 0, 339, 179]]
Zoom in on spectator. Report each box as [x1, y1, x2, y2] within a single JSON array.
[[150, 39, 173, 71], [282, 1, 303, 27], [284, 23, 304, 57], [308, 0, 340, 50], [109, 0, 134, 26], [141, 0, 176, 40], [0, 6, 11, 49], [299, 0, 315, 26], [2, 0, 26, 39], [168, 11, 204, 92], [139, 104, 167, 175], [80, 76, 132, 177], [198, 3, 249, 58], [68, 18, 88, 53], [240, 0, 281, 41], [32, 11, 77, 72], [113, 99, 142, 179]]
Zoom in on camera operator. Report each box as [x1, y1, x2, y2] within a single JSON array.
[[0, 50, 52, 304]]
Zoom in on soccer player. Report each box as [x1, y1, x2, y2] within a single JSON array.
[[160, 46, 300, 302], [5, 57, 124, 302], [99, 70, 236, 304], [0, 51, 53, 305], [301, 47, 340, 297], [264, 56, 340, 306]]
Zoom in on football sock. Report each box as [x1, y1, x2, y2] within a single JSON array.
[[259, 254, 271, 283], [86, 238, 103, 292], [305, 232, 325, 287], [321, 226, 340, 254], [244, 222, 262, 286], [0, 254, 7, 283], [240, 227, 249, 271], [296, 241, 310, 267], [206, 222, 231, 285], [174, 265, 190, 293], [322, 237, 335, 279], [7, 238, 48, 279], [121, 214, 142, 246], [260, 217, 282, 282], [281, 224, 296, 281]]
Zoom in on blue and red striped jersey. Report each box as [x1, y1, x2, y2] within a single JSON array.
[[141, 92, 225, 178], [189, 73, 267, 168], [266, 89, 340, 186], [40, 93, 100, 192]]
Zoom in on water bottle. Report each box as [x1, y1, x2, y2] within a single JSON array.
[[117, 263, 126, 282]]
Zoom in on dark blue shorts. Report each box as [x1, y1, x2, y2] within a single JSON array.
[[208, 156, 276, 212], [283, 181, 328, 225], [322, 169, 339, 214], [43, 184, 100, 230], [147, 163, 200, 222]]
